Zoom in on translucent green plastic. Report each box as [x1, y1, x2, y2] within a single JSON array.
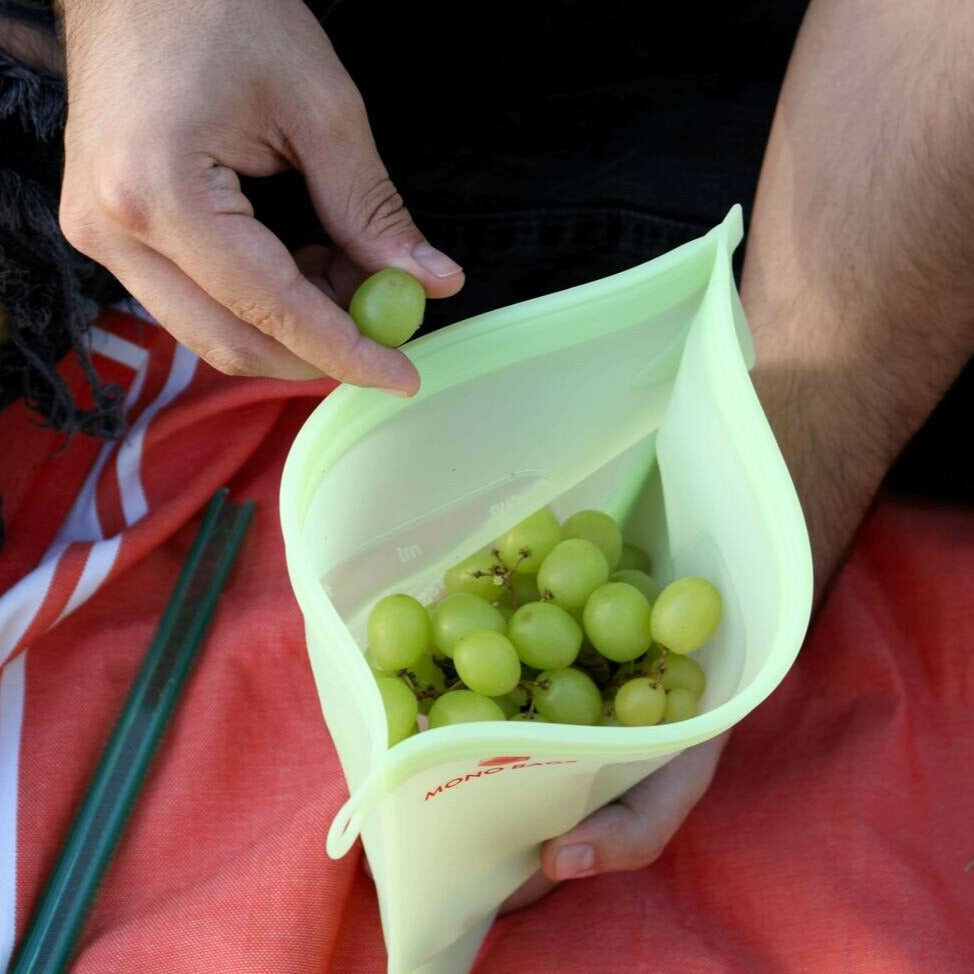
[[279, 205, 813, 974]]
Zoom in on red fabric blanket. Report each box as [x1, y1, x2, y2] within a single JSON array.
[[1, 309, 972, 973]]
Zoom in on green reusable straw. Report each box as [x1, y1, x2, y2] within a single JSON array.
[[9, 487, 255, 974]]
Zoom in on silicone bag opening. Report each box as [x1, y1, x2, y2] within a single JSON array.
[[280, 205, 813, 974]]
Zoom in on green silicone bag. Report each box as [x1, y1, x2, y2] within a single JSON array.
[[279, 205, 813, 974]]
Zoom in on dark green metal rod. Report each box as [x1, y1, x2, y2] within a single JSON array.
[[9, 487, 255, 974]]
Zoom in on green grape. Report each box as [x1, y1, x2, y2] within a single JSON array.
[[582, 581, 653, 663], [430, 591, 507, 658], [536, 538, 609, 613], [613, 676, 666, 726], [453, 629, 522, 697], [364, 646, 393, 677], [531, 667, 603, 725], [637, 642, 665, 672], [494, 507, 561, 573], [508, 683, 531, 708], [427, 689, 507, 728], [348, 267, 426, 348], [656, 652, 706, 697], [650, 576, 723, 654], [367, 593, 432, 671], [617, 542, 653, 574], [560, 509, 624, 570], [609, 568, 658, 605], [507, 600, 583, 670], [662, 687, 699, 723], [376, 676, 420, 746], [444, 548, 506, 602]]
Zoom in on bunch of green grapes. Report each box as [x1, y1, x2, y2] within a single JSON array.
[[364, 506, 723, 746]]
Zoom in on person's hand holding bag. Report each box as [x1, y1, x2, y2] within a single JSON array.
[[500, 732, 729, 911]]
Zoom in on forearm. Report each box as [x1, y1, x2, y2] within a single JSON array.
[[742, 0, 974, 600]]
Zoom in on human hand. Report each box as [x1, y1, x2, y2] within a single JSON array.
[[499, 731, 729, 913], [57, 0, 463, 393]]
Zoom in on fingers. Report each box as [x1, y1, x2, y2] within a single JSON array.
[[102, 240, 327, 381], [62, 157, 422, 392], [539, 732, 730, 882], [497, 733, 731, 917], [365, 732, 728, 917], [56, 0, 455, 391], [284, 72, 465, 300], [158, 199, 421, 391]]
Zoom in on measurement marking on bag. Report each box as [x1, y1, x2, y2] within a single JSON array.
[[489, 497, 522, 518], [396, 543, 423, 563]]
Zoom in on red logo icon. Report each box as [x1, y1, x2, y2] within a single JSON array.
[[478, 755, 531, 766]]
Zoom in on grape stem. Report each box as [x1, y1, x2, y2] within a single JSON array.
[[469, 546, 530, 608], [518, 679, 541, 717], [397, 669, 440, 701], [645, 647, 670, 679]]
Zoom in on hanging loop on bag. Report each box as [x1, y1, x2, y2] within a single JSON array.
[[326, 766, 386, 858]]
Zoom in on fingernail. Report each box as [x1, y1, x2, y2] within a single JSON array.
[[553, 844, 595, 880], [411, 241, 463, 278], [377, 386, 413, 398]]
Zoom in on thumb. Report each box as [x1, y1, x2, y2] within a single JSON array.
[[288, 79, 464, 298], [539, 731, 729, 880]]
